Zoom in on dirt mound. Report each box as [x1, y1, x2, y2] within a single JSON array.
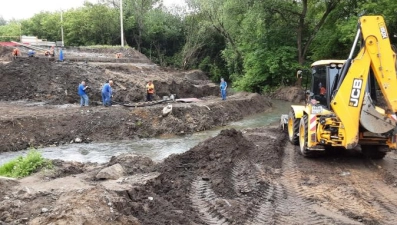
[[116, 128, 286, 224], [0, 128, 287, 224], [0, 93, 271, 152], [271, 86, 305, 103], [0, 59, 219, 104], [0, 46, 12, 58]]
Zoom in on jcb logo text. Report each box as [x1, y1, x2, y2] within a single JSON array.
[[349, 79, 362, 107], [379, 23, 388, 39]]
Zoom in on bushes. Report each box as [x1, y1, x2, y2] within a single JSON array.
[[0, 150, 52, 178]]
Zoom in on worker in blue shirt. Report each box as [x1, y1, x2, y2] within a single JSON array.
[[59, 48, 64, 61], [101, 80, 113, 106], [78, 81, 89, 106], [28, 50, 35, 57], [220, 78, 227, 100]]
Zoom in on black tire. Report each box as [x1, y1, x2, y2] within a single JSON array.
[[361, 145, 387, 160], [288, 109, 300, 145], [299, 114, 312, 157]]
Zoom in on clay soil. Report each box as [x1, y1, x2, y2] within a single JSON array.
[[0, 47, 272, 152], [2, 127, 397, 224], [2, 47, 397, 225]]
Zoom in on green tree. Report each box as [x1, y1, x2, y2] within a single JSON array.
[[142, 9, 185, 66], [0, 21, 22, 41], [123, 0, 161, 51]]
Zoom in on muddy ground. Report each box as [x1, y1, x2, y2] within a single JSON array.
[[0, 92, 270, 152], [0, 46, 273, 152], [2, 45, 397, 225], [2, 127, 397, 224]]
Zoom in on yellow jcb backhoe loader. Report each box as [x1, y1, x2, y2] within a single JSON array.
[[281, 15, 397, 159]]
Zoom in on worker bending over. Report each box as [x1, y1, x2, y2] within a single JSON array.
[[102, 80, 113, 106], [28, 50, 35, 57]]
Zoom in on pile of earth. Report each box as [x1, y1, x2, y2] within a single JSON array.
[[0, 59, 219, 104], [0, 127, 287, 224], [0, 92, 272, 152], [270, 86, 305, 103], [118, 128, 286, 224]]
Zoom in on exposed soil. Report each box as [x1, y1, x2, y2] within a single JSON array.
[[0, 92, 270, 152], [0, 59, 219, 104], [0, 48, 272, 152], [2, 127, 397, 224], [2, 47, 397, 225], [271, 85, 305, 103]]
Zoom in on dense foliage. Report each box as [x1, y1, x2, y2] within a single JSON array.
[[0, 0, 396, 92], [0, 150, 52, 178]]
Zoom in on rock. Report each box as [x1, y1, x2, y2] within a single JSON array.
[[108, 154, 155, 175], [162, 104, 172, 116], [41, 208, 49, 213], [96, 163, 125, 180], [75, 137, 82, 143]]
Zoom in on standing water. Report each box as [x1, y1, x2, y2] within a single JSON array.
[[0, 100, 292, 165]]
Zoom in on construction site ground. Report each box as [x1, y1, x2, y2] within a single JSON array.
[[1, 46, 397, 224]]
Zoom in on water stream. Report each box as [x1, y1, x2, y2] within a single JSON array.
[[0, 100, 292, 165]]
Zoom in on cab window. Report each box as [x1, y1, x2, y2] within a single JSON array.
[[312, 66, 327, 96]]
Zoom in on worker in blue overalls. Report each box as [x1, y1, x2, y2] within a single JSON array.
[[220, 78, 227, 100], [28, 50, 35, 57], [101, 80, 113, 106]]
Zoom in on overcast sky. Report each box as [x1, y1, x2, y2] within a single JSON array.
[[0, 0, 186, 21]]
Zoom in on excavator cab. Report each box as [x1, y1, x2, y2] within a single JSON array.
[[309, 60, 344, 108]]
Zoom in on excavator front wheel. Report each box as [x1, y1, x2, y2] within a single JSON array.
[[288, 109, 299, 145], [361, 145, 387, 160], [299, 115, 312, 157]]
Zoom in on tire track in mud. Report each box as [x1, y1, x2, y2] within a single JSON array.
[[298, 153, 397, 224], [190, 178, 231, 225], [231, 159, 280, 224], [340, 159, 397, 224], [190, 132, 282, 224], [284, 144, 397, 225], [190, 131, 386, 224], [190, 159, 277, 224], [277, 143, 362, 225]]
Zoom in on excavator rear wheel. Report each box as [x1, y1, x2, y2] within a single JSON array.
[[361, 145, 387, 160], [288, 109, 300, 145], [299, 114, 312, 157]]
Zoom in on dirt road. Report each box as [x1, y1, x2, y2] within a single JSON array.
[[2, 127, 397, 224]]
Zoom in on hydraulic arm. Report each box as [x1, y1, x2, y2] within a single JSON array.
[[331, 16, 397, 149]]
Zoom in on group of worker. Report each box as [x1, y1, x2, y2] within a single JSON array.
[[78, 77, 228, 107], [77, 80, 156, 107], [11, 46, 64, 61], [13, 47, 35, 57]]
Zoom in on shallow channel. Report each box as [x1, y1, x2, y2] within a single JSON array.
[[0, 100, 292, 165]]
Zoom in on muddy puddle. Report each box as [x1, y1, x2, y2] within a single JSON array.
[[0, 100, 291, 165]]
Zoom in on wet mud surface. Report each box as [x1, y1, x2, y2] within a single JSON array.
[[1, 46, 397, 224], [0, 92, 271, 152], [2, 128, 397, 224]]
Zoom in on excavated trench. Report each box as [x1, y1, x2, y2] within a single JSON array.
[[2, 100, 397, 224], [0, 100, 291, 165]]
